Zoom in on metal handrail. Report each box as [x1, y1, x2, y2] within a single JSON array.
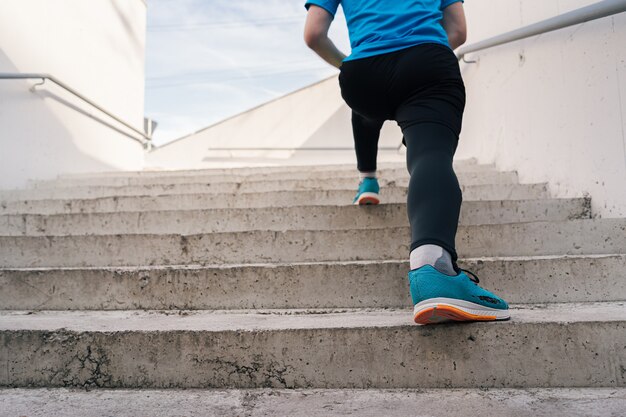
[[0, 73, 151, 145], [206, 146, 403, 151], [457, 0, 626, 61]]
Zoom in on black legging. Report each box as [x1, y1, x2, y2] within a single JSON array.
[[339, 43, 466, 261]]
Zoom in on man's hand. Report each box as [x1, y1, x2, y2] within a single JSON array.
[[441, 2, 467, 50], [304, 5, 346, 69]]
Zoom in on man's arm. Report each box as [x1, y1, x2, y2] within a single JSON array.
[[441, 2, 467, 50], [304, 5, 346, 69]]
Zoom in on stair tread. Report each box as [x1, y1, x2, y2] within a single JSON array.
[[1, 253, 623, 271], [3, 216, 622, 236], [28, 170, 513, 191], [0, 198, 591, 236], [1, 301, 624, 332], [0, 184, 550, 215], [0, 180, 531, 202], [1, 387, 624, 417], [0, 197, 585, 216], [2, 218, 624, 268], [50, 159, 479, 179]]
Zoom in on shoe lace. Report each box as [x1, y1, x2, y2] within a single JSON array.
[[452, 261, 480, 284], [461, 268, 480, 284], [453, 261, 480, 284]]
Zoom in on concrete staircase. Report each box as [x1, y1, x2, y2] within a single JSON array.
[[1, 160, 625, 416]]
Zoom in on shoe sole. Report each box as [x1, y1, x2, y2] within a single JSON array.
[[354, 192, 380, 205], [413, 297, 510, 325]]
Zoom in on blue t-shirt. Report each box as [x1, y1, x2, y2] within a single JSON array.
[[305, 0, 463, 61]]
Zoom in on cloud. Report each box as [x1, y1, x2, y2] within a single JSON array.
[[145, 0, 349, 145]]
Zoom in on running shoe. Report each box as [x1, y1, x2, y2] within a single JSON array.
[[353, 177, 380, 205], [409, 265, 510, 324]]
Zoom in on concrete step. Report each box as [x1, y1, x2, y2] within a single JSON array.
[[50, 158, 482, 180], [0, 198, 590, 236], [1, 302, 624, 388], [1, 219, 623, 267], [53, 161, 411, 180], [0, 183, 551, 215], [33, 167, 412, 188], [1, 255, 623, 310], [32, 164, 502, 189], [1, 388, 624, 417], [1, 171, 519, 201]]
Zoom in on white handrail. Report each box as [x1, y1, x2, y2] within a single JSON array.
[[457, 0, 626, 60], [0, 73, 152, 146]]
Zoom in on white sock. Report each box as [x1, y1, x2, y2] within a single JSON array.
[[359, 171, 376, 180], [410, 244, 456, 275]]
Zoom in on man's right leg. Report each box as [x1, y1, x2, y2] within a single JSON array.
[[351, 111, 384, 205], [402, 121, 510, 324], [404, 122, 461, 266]]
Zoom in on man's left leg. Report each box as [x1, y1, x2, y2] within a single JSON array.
[[352, 111, 385, 205]]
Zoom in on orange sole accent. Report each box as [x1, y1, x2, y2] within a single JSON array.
[[414, 305, 497, 325], [357, 196, 380, 205]]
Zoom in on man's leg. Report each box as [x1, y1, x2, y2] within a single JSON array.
[[352, 111, 384, 174], [403, 122, 461, 270], [402, 122, 509, 324], [352, 111, 385, 205]]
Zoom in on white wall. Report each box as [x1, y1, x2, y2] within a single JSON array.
[[0, 0, 147, 189], [458, 0, 626, 217], [147, 76, 405, 170]]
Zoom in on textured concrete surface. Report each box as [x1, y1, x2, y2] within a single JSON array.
[[1, 219, 624, 267], [30, 164, 502, 188], [52, 161, 416, 179], [0, 255, 624, 310], [0, 198, 590, 236], [0, 183, 550, 215], [2, 160, 624, 396], [0, 303, 625, 388], [2, 302, 624, 331], [33, 167, 417, 188], [0, 171, 518, 201], [45, 159, 482, 180], [1, 388, 625, 417]]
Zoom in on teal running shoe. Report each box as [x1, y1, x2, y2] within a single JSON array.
[[409, 265, 510, 325], [353, 177, 380, 205]]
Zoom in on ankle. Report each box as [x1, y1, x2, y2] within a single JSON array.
[[409, 244, 456, 275], [359, 171, 377, 180]]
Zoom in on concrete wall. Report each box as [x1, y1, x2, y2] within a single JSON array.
[[146, 76, 404, 170], [457, 0, 626, 217], [0, 0, 147, 189]]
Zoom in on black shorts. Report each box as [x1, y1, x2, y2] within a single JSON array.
[[338, 42, 466, 138]]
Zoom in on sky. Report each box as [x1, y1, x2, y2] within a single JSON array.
[[145, 0, 351, 146]]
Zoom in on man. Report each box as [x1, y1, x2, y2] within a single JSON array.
[[304, 0, 510, 324]]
